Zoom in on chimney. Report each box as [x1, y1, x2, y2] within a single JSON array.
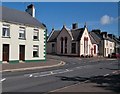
[[91, 29, 101, 35], [108, 34, 113, 39], [72, 23, 78, 29], [26, 4, 35, 17], [101, 32, 107, 38]]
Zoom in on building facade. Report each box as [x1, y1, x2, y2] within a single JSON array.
[[47, 23, 98, 57], [0, 4, 46, 63], [90, 30, 115, 57]]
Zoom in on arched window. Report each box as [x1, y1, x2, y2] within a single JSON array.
[[84, 37, 88, 55], [65, 37, 67, 54], [61, 37, 63, 54]]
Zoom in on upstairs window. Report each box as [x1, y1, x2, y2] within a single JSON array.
[[2, 25, 10, 37], [33, 45, 39, 57], [33, 29, 39, 40], [19, 27, 25, 39]]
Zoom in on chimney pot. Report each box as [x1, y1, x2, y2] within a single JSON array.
[[26, 4, 35, 17], [72, 23, 78, 29]]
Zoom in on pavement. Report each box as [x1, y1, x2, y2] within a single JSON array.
[[51, 71, 120, 93], [1, 59, 65, 72]]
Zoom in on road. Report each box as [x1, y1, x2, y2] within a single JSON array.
[[1, 55, 120, 93]]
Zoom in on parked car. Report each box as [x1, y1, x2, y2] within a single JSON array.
[[111, 53, 117, 58], [116, 53, 120, 58]]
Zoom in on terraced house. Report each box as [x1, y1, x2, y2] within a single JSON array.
[[90, 30, 116, 57], [0, 4, 46, 63], [47, 23, 98, 57]]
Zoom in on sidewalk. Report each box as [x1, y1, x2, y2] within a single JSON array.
[[51, 72, 120, 93], [1, 59, 65, 72], [51, 82, 113, 92]]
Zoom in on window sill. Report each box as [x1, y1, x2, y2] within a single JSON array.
[[33, 56, 39, 58], [2, 36, 11, 38], [19, 38, 26, 40], [33, 39, 39, 41]]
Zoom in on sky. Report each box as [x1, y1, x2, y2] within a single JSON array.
[[2, 2, 119, 36]]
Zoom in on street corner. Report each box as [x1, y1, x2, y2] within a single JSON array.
[[1, 59, 66, 73]]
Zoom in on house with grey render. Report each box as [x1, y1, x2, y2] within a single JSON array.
[[47, 23, 98, 57], [0, 4, 46, 63]]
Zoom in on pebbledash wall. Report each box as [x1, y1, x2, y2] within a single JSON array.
[[0, 21, 46, 63]]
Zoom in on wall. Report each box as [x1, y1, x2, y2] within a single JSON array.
[[80, 28, 93, 56], [46, 42, 56, 54], [0, 21, 45, 63], [0, 22, 2, 62], [104, 40, 115, 57], [57, 27, 72, 55]]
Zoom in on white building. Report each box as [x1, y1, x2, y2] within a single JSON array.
[[90, 30, 115, 57], [0, 4, 46, 63]]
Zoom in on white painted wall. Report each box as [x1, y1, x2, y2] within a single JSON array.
[[0, 21, 45, 62], [80, 28, 93, 56], [0, 22, 2, 62], [104, 40, 115, 57]]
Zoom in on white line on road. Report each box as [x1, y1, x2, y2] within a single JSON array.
[[1, 78, 6, 82], [104, 74, 109, 77]]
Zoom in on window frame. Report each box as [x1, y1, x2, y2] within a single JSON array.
[[33, 45, 39, 57], [33, 28, 39, 41], [19, 27, 26, 40], [71, 43, 76, 54], [2, 24, 10, 38]]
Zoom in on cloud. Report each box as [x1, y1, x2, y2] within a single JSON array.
[[100, 15, 114, 25]]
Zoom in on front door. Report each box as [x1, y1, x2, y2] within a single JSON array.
[[19, 45, 25, 61], [3, 44, 9, 62]]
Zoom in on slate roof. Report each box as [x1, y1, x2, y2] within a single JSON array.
[[90, 31, 114, 42], [89, 32, 102, 43], [48, 27, 85, 42], [0, 6, 45, 29], [71, 28, 84, 41], [47, 30, 60, 42], [89, 32, 98, 44]]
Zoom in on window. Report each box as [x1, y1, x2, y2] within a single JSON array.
[[71, 43, 76, 54], [94, 45, 96, 54], [107, 48, 109, 54], [61, 37, 63, 54], [65, 37, 67, 54], [110, 49, 112, 54], [33, 45, 39, 57], [19, 27, 25, 39], [2, 25, 10, 37], [106, 40, 108, 46], [33, 29, 39, 40]]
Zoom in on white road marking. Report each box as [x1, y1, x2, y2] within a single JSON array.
[[29, 74, 33, 77], [104, 74, 109, 77], [1, 78, 6, 82]]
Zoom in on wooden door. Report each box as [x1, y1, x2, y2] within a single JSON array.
[[19, 45, 25, 61], [3, 44, 9, 62]]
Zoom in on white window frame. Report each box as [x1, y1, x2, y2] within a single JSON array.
[[33, 45, 39, 57], [19, 27, 25, 39], [33, 28, 39, 40], [2, 25, 10, 37]]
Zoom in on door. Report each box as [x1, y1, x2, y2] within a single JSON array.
[[3, 44, 9, 62], [52, 43, 55, 53], [19, 45, 25, 61]]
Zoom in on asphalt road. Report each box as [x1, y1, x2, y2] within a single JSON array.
[[1, 55, 119, 93]]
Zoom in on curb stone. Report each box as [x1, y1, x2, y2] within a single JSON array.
[[1, 61, 66, 73]]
